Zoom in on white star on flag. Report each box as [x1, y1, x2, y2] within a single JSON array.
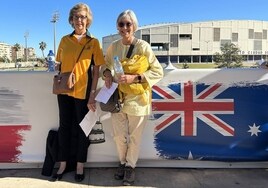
[[248, 123, 261, 136], [178, 151, 203, 160]]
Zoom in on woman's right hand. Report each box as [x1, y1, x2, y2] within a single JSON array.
[[104, 71, 113, 88]]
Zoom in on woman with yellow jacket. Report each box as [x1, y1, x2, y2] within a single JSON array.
[[102, 9, 163, 186]]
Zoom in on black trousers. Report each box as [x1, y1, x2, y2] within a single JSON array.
[[57, 94, 90, 163]]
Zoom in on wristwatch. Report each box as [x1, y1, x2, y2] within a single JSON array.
[[137, 75, 142, 83]]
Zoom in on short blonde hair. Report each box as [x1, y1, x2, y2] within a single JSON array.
[[116, 10, 138, 32], [69, 3, 93, 28]]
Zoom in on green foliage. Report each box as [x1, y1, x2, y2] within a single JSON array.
[[182, 60, 189, 69], [13, 43, 20, 51], [213, 43, 243, 68], [39, 41, 47, 58], [0, 55, 10, 63]]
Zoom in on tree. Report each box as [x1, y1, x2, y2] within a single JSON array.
[[1, 54, 9, 63], [39, 41, 47, 58], [213, 43, 243, 68], [13, 43, 20, 62]]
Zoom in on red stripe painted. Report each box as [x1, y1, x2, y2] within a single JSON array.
[[155, 114, 180, 131], [0, 125, 31, 162], [203, 114, 235, 135], [198, 84, 222, 99], [153, 86, 174, 99]]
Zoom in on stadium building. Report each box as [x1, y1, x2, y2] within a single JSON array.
[[102, 20, 268, 64]]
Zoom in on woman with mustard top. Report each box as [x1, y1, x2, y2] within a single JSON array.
[[51, 3, 105, 182]]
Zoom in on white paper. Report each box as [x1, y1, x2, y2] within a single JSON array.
[[95, 82, 118, 104], [80, 105, 101, 136]]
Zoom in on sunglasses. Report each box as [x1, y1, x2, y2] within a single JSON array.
[[118, 22, 133, 28]]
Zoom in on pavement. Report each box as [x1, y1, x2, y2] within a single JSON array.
[[0, 167, 268, 188]]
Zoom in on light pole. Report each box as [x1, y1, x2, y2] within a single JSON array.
[[24, 31, 29, 62], [51, 11, 59, 55]]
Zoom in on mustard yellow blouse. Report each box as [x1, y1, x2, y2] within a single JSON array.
[[56, 32, 105, 99]]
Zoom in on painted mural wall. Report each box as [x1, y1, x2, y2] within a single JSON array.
[[0, 68, 268, 167]]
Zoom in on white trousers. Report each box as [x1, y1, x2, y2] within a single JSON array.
[[111, 112, 147, 168]]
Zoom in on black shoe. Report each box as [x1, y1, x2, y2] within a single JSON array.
[[123, 166, 135, 186], [50, 173, 64, 182], [114, 163, 125, 180], [74, 173, 85, 182]]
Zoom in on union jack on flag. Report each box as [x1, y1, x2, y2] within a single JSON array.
[[152, 82, 234, 136], [151, 82, 268, 161]]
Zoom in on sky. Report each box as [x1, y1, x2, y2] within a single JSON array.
[[1, 0, 268, 57]]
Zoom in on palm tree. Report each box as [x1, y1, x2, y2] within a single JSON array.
[[39, 41, 47, 58], [13, 43, 20, 63]]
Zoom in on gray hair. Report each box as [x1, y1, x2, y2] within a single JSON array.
[[116, 10, 138, 32]]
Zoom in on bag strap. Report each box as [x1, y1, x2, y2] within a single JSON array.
[[75, 37, 93, 63], [86, 54, 94, 99], [59, 37, 93, 72], [126, 38, 137, 58]]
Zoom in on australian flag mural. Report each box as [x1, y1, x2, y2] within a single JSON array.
[[152, 81, 268, 162]]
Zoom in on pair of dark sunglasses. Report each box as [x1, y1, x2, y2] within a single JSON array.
[[118, 22, 133, 28]]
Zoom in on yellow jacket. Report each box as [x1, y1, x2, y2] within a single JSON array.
[[119, 55, 149, 95], [103, 39, 164, 116]]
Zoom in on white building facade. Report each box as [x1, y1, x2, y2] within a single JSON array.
[[102, 20, 268, 64], [0, 43, 36, 62], [0, 42, 12, 61]]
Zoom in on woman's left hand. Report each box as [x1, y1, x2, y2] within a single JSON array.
[[118, 74, 136, 84]]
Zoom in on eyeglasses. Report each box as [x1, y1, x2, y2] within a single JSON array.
[[118, 22, 133, 28], [73, 15, 87, 20]]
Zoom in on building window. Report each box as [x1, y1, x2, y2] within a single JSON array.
[[213, 28, 220, 41], [254, 32, 262, 40], [220, 40, 231, 46], [255, 55, 262, 60], [179, 56, 191, 63], [142, 35, 150, 43], [151, 43, 168, 51], [170, 56, 178, 63], [156, 56, 167, 63], [232, 33, 238, 42], [170, 34, 178, 47], [249, 29, 254, 39], [254, 40, 262, 51], [179, 34, 192, 40], [263, 30, 267, 39], [192, 56, 200, 63]]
